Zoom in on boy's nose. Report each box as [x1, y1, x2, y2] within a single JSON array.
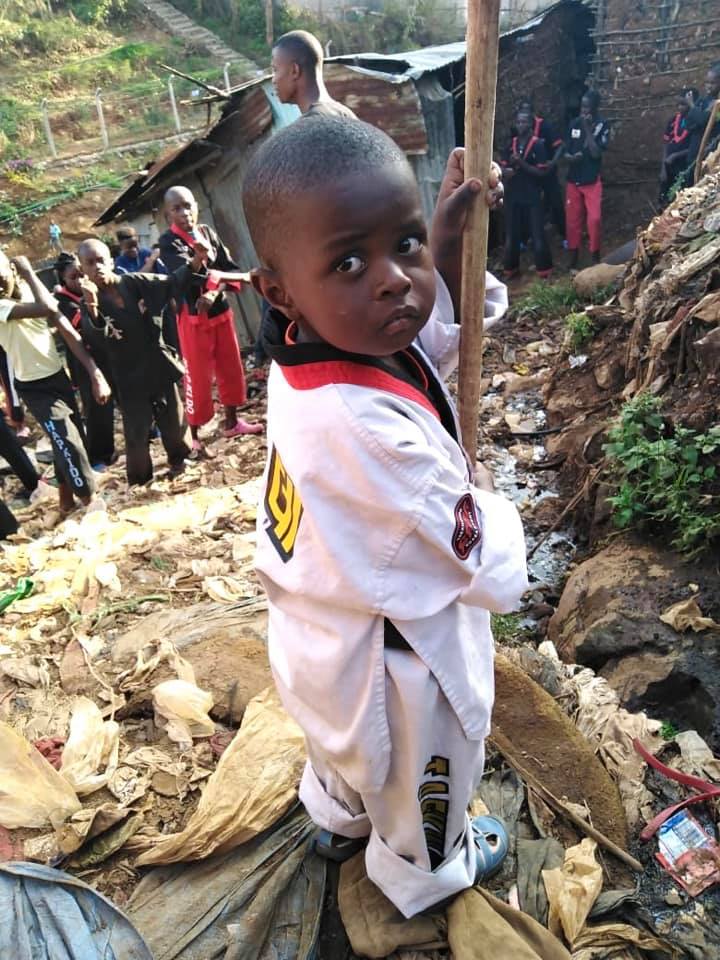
[[375, 259, 412, 299]]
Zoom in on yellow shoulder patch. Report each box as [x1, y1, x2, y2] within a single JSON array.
[[264, 445, 303, 562]]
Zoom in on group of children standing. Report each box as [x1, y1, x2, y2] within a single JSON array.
[[500, 90, 609, 278], [0, 185, 262, 528]]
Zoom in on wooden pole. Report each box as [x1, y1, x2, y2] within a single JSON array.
[[457, 0, 501, 463], [694, 98, 719, 185]]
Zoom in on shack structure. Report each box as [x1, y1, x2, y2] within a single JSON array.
[[591, 0, 720, 234], [95, 0, 593, 340]]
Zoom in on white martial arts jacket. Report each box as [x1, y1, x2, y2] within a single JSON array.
[[256, 272, 528, 794]]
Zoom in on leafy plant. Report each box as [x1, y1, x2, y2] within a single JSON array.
[[603, 394, 720, 555], [660, 720, 679, 740], [564, 311, 596, 353]]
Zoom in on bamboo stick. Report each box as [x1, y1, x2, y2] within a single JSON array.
[[457, 0, 501, 463]]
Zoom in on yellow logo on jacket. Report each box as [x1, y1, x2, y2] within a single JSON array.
[[264, 445, 303, 562]]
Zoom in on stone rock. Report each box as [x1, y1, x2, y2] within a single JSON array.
[[59, 639, 103, 698], [548, 538, 720, 744], [572, 262, 624, 299], [112, 599, 271, 723]]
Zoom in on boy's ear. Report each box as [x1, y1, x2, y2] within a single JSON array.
[[250, 267, 301, 322]]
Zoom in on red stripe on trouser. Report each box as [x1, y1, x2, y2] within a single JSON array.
[[177, 309, 247, 427], [565, 178, 603, 252]]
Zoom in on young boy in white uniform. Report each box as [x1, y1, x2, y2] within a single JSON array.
[[244, 117, 528, 918]]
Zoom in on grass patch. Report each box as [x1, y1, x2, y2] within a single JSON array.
[[603, 393, 720, 556], [564, 311, 596, 353], [491, 613, 524, 643], [514, 280, 581, 319]]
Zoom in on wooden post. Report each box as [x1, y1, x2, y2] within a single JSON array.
[[40, 99, 58, 161], [168, 77, 182, 134], [95, 88, 109, 151], [457, 0, 501, 463]]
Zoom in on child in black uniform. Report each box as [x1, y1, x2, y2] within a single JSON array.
[[55, 253, 116, 469], [77, 239, 204, 486], [659, 89, 696, 203], [500, 108, 553, 279]]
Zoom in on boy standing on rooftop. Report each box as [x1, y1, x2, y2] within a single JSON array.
[[271, 30, 356, 119], [243, 117, 527, 918]]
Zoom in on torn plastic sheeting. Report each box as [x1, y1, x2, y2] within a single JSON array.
[[338, 848, 571, 959], [543, 839, 603, 946], [0, 722, 81, 829], [0, 860, 152, 960], [60, 697, 120, 796], [128, 807, 323, 960], [135, 686, 305, 866], [570, 921, 678, 957], [152, 679, 215, 745]]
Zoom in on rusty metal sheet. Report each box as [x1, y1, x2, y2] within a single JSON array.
[[325, 64, 428, 155]]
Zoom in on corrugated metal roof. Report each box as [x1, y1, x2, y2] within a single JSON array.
[[325, 64, 428, 153]]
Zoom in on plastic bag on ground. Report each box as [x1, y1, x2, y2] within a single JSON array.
[[135, 686, 305, 865], [0, 860, 152, 960], [60, 697, 120, 796], [152, 679, 215, 745], [129, 806, 322, 960], [0, 722, 80, 829], [543, 839, 603, 946]]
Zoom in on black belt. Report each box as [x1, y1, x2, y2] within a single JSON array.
[[384, 619, 412, 651]]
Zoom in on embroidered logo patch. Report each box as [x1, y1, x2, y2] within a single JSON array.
[[452, 493, 481, 559], [264, 446, 303, 563]]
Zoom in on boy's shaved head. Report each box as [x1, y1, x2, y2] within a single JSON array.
[[164, 185, 195, 206], [273, 30, 324, 73], [78, 238, 110, 261], [243, 116, 409, 267]]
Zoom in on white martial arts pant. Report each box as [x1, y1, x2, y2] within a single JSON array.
[[299, 648, 485, 918]]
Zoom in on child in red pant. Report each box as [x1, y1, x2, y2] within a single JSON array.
[[159, 187, 262, 458], [565, 91, 609, 268]]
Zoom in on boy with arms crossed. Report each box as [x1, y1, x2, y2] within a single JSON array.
[[244, 117, 527, 918]]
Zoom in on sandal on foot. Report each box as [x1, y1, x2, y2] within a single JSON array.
[[313, 829, 367, 863], [223, 420, 263, 438], [472, 815, 509, 882]]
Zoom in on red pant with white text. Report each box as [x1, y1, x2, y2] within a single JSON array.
[[177, 308, 247, 427], [566, 178, 603, 253]]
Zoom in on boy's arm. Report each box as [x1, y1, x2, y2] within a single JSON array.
[[430, 147, 503, 315], [12, 258, 110, 404]]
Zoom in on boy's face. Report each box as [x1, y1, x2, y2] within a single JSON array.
[[166, 190, 198, 232], [120, 236, 139, 258], [0, 251, 16, 299], [271, 47, 299, 104], [516, 112, 531, 136], [580, 95, 595, 119], [705, 68, 720, 98], [78, 242, 114, 287], [678, 97, 690, 116], [259, 163, 436, 357]]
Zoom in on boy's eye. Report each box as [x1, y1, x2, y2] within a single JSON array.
[[398, 236, 422, 256], [336, 255, 365, 275]]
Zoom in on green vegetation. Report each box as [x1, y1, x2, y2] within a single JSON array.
[[173, 0, 462, 60], [491, 613, 524, 643], [0, 158, 136, 232], [603, 393, 720, 556], [514, 280, 581, 320], [660, 720, 679, 740], [564, 311, 596, 353]]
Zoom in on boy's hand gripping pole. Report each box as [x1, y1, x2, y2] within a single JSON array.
[[458, 0, 501, 463]]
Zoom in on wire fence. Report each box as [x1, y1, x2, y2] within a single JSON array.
[[6, 65, 238, 164]]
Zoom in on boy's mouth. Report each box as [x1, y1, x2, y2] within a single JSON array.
[[382, 304, 421, 336]]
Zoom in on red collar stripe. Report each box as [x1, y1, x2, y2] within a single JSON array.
[[279, 360, 441, 421]]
